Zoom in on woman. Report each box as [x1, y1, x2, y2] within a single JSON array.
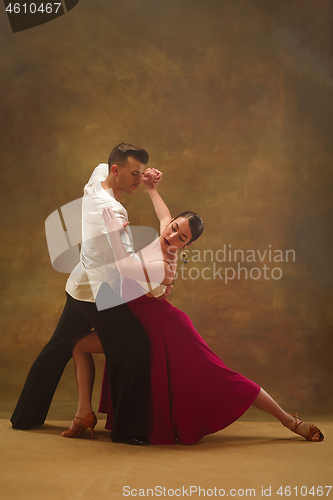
[[62, 169, 324, 444]]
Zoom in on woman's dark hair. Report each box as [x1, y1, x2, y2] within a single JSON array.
[[108, 143, 149, 170], [173, 211, 204, 244]]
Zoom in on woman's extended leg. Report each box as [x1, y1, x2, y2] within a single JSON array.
[[252, 388, 323, 441], [61, 332, 104, 437]]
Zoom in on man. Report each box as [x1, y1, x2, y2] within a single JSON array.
[[11, 143, 158, 445]]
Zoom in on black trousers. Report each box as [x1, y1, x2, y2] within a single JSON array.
[[10, 291, 150, 442]]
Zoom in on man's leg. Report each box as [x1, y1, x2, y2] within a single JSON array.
[[75, 296, 151, 443], [11, 294, 93, 429]]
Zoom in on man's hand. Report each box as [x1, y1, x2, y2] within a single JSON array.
[[142, 168, 163, 190], [156, 283, 173, 300], [102, 207, 129, 233]]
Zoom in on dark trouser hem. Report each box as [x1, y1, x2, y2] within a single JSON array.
[[11, 291, 150, 439]]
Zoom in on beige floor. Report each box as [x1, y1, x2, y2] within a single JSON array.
[[1, 419, 331, 500]]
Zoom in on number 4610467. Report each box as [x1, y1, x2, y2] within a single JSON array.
[[5, 3, 62, 14]]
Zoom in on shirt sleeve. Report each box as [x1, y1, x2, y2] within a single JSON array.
[[93, 198, 135, 257], [86, 163, 108, 186], [106, 206, 135, 257]]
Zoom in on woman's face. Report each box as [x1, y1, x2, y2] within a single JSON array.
[[160, 217, 193, 253]]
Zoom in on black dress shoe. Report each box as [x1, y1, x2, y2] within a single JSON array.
[[111, 437, 149, 446], [124, 438, 149, 446]]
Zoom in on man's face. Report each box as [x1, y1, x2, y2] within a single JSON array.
[[113, 156, 146, 195]]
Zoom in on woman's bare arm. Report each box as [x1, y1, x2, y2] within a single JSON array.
[[141, 168, 172, 233]]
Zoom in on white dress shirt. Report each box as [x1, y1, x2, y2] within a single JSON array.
[[65, 163, 167, 306], [65, 163, 138, 303]]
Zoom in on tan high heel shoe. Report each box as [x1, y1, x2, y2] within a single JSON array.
[[291, 413, 324, 442], [61, 411, 97, 439]]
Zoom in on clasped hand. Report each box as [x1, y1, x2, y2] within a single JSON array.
[[141, 168, 162, 189], [102, 207, 129, 233]]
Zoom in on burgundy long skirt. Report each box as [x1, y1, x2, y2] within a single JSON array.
[[99, 279, 260, 444]]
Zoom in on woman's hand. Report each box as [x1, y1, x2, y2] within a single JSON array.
[[142, 168, 163, 190], [102, 207, 129, 233]]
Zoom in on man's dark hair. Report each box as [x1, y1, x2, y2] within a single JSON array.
[[108, 143, 149, 171]]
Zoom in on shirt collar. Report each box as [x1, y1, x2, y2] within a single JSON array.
[[96, 181, 115, 200]]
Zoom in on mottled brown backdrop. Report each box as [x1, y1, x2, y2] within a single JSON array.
[[0, 0, 332, 420]]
